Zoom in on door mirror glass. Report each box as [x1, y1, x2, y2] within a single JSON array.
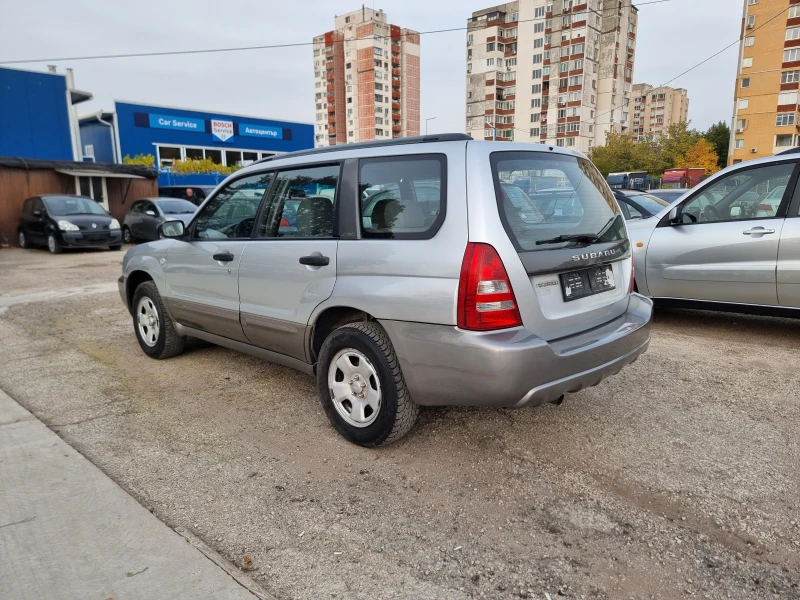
[[159, 220, 185, 238], [32, 210, 42, 218], [145, 210, 157, 217]]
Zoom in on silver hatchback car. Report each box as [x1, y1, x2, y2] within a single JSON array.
[[118, 135, 652, 446]]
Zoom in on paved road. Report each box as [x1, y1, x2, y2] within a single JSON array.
[[0, 248, 798, 600]]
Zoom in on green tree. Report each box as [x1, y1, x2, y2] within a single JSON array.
[[660, 122, 701, 168], [589, 132, 644, 176], [702, 121, 730, 169]]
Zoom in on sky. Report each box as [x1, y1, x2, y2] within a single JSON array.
[[0, 0, 741, 135]]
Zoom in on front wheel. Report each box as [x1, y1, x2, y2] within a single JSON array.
[[132, 281, 186, 359], [122, 226, 134, 244], [47, 233, 62, 254], [316, 321, 419, 446], [18, 230, 28, 249]]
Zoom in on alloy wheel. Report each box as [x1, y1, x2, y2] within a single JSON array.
[[136, 296, 160, 347]]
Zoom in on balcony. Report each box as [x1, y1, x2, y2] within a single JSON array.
[[326, 71, 335, 81], [326, 84, 335, 92], [392, 123, 401, 132], [392, 90, 400, 99], [392, 101, 400, 110], [392, 68, 400, 77], [327, 104, 335, 113], [328, 115, 336, 124]]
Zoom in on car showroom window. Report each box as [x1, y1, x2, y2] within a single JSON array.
[[359, 155, 446, 239], [255, 164, 340, 238], [193, 173, 274, 239], [679, 163, 795, 224]]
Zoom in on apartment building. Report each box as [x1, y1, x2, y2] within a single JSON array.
[[631, 83, 689, 140], [312, 8, 420, 147], [465, 0, 638, 152], [729, 0, 800, 164]]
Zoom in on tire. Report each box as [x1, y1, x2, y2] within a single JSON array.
[[122, 226, 134, 244], [18, 230, 28, 249], [316, 321, 419, 447], [47, 233, 62, 254], [110, 245, 122, 251], [131, 281, 186, 359]]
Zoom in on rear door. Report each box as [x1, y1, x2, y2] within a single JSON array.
[[646, 160, 796, 305], [238, 163, 341, 361], [778, 182, 800, 307], [165, 172, 273, 342], [468, 145, 633, 342]]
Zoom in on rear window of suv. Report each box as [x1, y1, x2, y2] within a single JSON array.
[[491, 151, 626, 252]]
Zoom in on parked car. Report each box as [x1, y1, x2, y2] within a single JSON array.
[[18, 194, 122, 253], [613, 190, 671, 220], [158, 185, 216, 206], [627, 153, 800, 313], [118, 134, 652, 446], [122, 198, 197, 243], [647, 188, 690, 203]]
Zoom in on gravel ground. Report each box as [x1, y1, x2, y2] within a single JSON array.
[[1, 247, 799, 600]]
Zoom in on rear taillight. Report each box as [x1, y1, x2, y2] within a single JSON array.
[[458, 242, 522, 331], [279, 217, 290, 227], [758, 204, 771, 212]]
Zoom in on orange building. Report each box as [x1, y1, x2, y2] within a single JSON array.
[[729, 0, 800, 165], [312, 8, 420, 147]]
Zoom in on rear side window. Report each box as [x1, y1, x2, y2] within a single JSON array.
[[359, 154, 446, 239], [492, 151, 626, 252]]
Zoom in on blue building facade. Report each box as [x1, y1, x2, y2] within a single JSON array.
[[78, 112, 117, 163], [0, 67, 86, 160], [99, 101, 313, 168]]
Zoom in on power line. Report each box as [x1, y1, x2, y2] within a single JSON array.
[[0, 0, 674, 65]]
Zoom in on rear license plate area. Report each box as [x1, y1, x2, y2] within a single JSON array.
[[560, 265, 615, 302]]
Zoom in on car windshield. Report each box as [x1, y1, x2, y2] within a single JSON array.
[[630, 194, 670, 215], [157, 199, 196, 214], [43, 196, 107, 216], [492, 152, 626, 251]]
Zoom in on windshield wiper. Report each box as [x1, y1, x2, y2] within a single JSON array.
[[535, 233, 601, 246]]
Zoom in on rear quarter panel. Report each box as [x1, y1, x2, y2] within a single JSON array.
[[311, 141, 469, 325]]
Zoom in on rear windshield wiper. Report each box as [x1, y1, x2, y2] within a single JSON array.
[[535, 233, 601, 246]]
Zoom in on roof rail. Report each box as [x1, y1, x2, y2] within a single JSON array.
[[253, 133, 473, 165]]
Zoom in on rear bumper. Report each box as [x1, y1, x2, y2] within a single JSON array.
[[379, 293, 653, 408]]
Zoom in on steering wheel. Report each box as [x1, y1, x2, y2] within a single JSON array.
[[701, 204, 722, 222], [233, 217, 255, 239]]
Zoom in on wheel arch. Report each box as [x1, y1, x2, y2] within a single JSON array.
[[309, 306, 375, 365]]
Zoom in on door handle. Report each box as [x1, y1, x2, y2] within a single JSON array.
[[213, 251, 234, 262], [743, 228, 775, 236], [299, 255, 330, 266]]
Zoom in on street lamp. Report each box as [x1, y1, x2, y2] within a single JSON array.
[[425, 117, 437, 135]]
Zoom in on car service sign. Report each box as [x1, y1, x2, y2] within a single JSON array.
[[211, 120, 234, 143]]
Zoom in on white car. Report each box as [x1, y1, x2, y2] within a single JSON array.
[[626, 154, 800, 314]]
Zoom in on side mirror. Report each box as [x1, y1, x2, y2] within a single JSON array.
[[145, 210, 157, 217], [668, 206, 680, 225], [158, 220, 186, 239], [32, 210, 42, 218]]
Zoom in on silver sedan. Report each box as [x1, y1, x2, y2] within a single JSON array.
[[627, 154, 800, 313]]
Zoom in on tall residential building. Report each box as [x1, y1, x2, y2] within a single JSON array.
[[312, 8, 420, 147], [631, 83, 689, 140], [465, 0, 638, 152], [729, 0, 800, 165]]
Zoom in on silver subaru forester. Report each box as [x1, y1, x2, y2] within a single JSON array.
[[119, 134, 652, 446]]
